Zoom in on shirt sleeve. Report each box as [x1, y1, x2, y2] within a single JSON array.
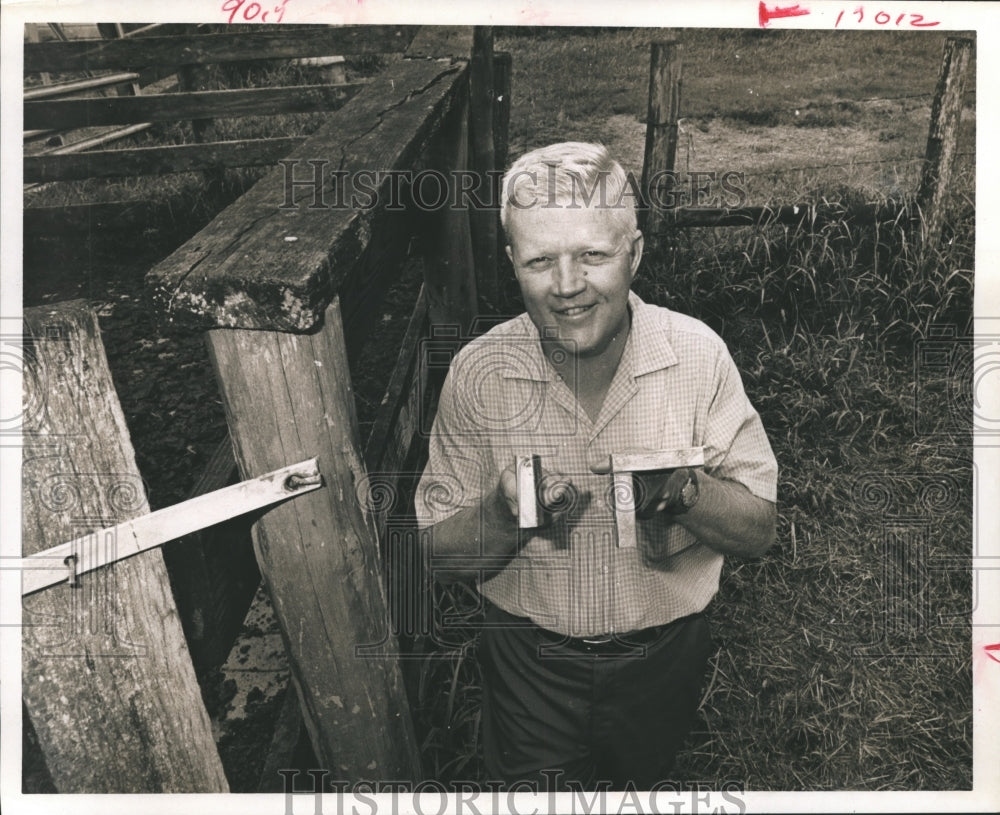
[[414, 362, 493, 529], [702, 345, 778, 503]]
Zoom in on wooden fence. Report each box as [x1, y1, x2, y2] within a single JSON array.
[[640, 36, 974, 244], [22, 23, 509, 791], [23, 23, 402, 230]]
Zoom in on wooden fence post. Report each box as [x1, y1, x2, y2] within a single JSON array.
[[178, 24, 225, 196], [469, 27, 499, 309], [421, 89, 478, 334], [916, 36, 973, 254], [205, 298, 422, 781], [21, 300, 228, 792], [641, 40, 682, 242], [492, 51, 512, 176], [492, 50, 513, 305]]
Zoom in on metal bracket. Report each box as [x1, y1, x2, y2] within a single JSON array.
[[610, 447, 704, 548], [18, 457, 324, 596]]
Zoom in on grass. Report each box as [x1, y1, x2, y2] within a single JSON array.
[[22, 26, 974, 793], [648, 209, 973, 789]]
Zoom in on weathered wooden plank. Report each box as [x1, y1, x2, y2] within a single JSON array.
[[669, 202, 907, 228], [493, 51, 512, 174], [404, 26, 474, 59], [24, 137, 305, 182], [257, 684, 311, 793], [641, 41, 682, 237], [24, 200, 159, 235], [916, 37, 973, 252], [364, 285, 430, 476], [24, 25, 419, 72], [21, 300, 228, 793], [147, 56, 468, 332], [39, 123, 154, 156], [205, 297, 421, 781], [469, 27, 499, 307], [23, 72, 141, 100], [339, 206, 419, 359], [24, 83, 364, 130], [418, 88, 477, 333]]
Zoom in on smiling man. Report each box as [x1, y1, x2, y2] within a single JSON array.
[[416, 142, 777, 790]]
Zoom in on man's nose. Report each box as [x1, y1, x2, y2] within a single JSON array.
[[551, 257, 587, 297]]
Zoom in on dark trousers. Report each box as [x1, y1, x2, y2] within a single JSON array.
[[480, 603, 714, 791]]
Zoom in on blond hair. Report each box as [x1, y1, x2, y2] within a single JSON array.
[[500, 142, 638, 239]]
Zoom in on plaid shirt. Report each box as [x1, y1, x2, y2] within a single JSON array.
[[416, 291, 777, 636]]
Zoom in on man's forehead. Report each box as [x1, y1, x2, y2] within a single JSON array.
[[506, 204, 630, 246]]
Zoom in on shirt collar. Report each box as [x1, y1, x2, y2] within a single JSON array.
[[501, 290, 679, 381], [627, 290, 678, 376]]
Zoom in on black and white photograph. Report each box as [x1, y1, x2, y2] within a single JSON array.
[[2, 1, 997, 813]]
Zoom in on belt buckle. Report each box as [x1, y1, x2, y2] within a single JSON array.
[[580, 634, 614, 646]]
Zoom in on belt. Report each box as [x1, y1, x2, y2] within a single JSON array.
[[536, 622, 675, 655]]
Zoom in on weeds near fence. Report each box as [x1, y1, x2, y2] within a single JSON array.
[[411, 188, 973, 790]]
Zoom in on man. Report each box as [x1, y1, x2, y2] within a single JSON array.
[[415, 142, 777, 790]]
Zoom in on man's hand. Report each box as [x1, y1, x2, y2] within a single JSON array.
[[498, 464, 578, 524], [589, 450, 775, 557], [422, 464, 581, 584], [587, 453, 689, 519]]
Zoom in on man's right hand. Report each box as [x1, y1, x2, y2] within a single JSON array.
[[498, 464, 577, 525]]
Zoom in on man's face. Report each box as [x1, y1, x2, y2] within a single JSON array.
[[506, 204, 643, 358]]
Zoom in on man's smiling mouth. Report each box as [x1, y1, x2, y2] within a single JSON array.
[[554, 304, 595, 317]]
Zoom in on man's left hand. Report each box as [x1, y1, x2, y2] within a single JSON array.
[[588, 452, 693, 519]]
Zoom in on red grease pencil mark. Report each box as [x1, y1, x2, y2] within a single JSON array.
[[758, 1, 811, 27], [986, 643, 1000, 664]]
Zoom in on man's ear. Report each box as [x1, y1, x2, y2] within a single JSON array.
[[505, 245, 514, 264], [629, 230, 644, 279]]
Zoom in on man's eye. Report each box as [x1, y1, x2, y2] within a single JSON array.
[[582, 251, 608, 261], [525, 257, 551, 268]]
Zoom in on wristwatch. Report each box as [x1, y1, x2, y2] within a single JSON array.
[[663, 467, 699, 515]]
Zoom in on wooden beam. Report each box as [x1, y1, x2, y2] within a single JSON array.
[[257, 684, 312, 792], [23, 72, 141, 100], [492, 51, 512, 174], [669, 202, 908, 228], [641, 41, 683, 238], [916, 37, 974, 253], [39, 123, 153, 156], [404, 26, 474, 60], [469, 27, 499, 308], [24, 83, 364, 130], [24, 137, 305, 182], [339, 208, 420, 360], [205, 297, 421, 781], [147, 57, 468, 333], [418, 88, 477, 334], [24, 25, 419, 72], [21, 300, 228, 792], [176, 55, 223, 193], [364, 285, 430, 477], [24, 200, 159, 235]]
